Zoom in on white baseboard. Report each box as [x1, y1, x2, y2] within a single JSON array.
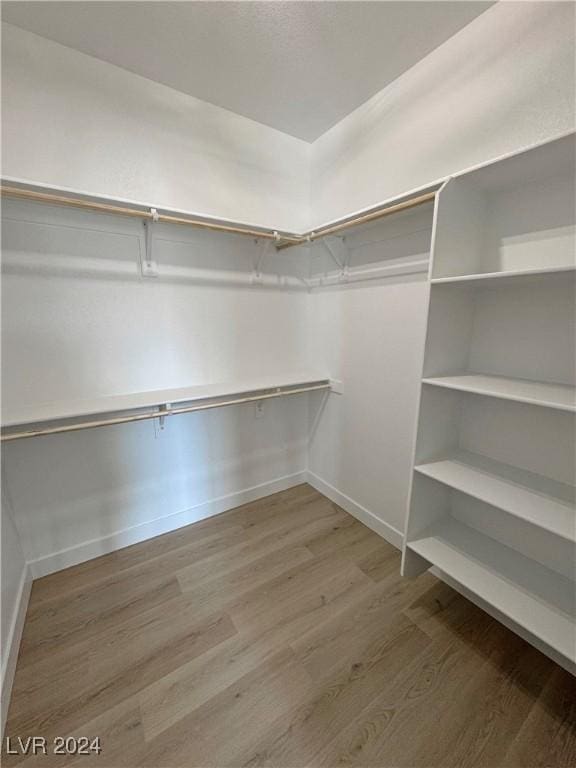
[[29, 471, 307, 579], [306, 471, 403, 550], [1, 563, 32, 738]]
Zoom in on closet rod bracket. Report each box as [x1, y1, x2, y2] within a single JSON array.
[[141, 208, 160, 277], [252, 233, 279, 284], [157, 402, 171, 430]]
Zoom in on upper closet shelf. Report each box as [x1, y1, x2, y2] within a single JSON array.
[[415, 450, 575, 541], [1, 178, 438, 252], [2, 373, 331, 435], [422, 374, 576, 412], [431, 264, 576, 288]]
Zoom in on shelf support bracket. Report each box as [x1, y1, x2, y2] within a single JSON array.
[[141, 208, 160, 277], [324, 236, 350, 282], [252, 232, 279, 284]]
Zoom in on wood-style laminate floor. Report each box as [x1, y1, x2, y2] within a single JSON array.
[[4, 484, 576, 767]]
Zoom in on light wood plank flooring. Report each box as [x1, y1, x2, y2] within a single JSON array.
[[4, 484, 576, 767]]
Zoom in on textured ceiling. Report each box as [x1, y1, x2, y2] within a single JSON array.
[[1, 1, 493, 142]]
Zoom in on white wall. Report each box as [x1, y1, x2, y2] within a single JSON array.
[[311, 1, 576, 224], [303, 1, 575, 540], [1, 198, 314, 576], [306, 206, 433, 543], [3, 4, 574, 232], [1, 23, 311, 232], [1, 198, 433, 577]]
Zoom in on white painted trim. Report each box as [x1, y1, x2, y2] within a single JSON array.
[[306, 471, 403, 549], [28, 472, 307, 579], [1, 563, 32, 737]]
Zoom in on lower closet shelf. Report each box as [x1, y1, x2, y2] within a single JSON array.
[[415, 451, 575, 541], [407, 518, 576, 662]]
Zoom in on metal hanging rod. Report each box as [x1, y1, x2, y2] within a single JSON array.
[[1, 382, 331, 442], [1, 184, 437, 250], [0, 185, 300, 245]]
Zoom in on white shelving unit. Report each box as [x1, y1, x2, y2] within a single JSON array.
[[403, 134, 576, 673]]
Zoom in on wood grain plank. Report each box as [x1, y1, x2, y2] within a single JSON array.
[[501, 664, 576, 768], [354, 540, 400, 583], [19, 527, 241, 660], [176, 498, 346, 591], [229, 551, 372, 636], [291, 570, 438, 683], [321, 600, 516, 767], [310, 616, 502, 766], [303, 516, 378, 556], [241, 617, 430, 767], [28, 517, 244, 607], [5, 484, 575, 768], [139, 650, 313, 767], [177, 543, 314, 616], [2, 700, 145, 768], [141, 556, 373, 740], [441, 641, 555, 768], [29, 484, 318, 607], [17, 577, 182, 669], [235, 483, 320, 526], [8, 602, 236, 740], [21, 494, 339, 663]]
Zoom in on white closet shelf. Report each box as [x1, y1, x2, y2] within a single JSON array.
[[415, 450, 575, 541], [407, 518, 576, 662], [1, 177, 439, 252], [431, 264, 576, 287], [422, 373, 576, 412], [2, 373, 331, 429]]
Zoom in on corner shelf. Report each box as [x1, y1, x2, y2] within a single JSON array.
[[422, 373, 576, 412], [407, 518, 576, 663], [415, 450, 575, 541]]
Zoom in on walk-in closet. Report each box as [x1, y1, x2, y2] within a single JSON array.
[[1, 2, 575, 766]]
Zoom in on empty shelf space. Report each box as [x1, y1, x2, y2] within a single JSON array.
[[415, 451, 575, 541], [407, 518, 576, 662], [431, 264, 576, 287], [422, 373, 576, 412]]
